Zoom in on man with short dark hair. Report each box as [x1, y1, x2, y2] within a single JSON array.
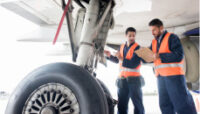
[[148, 18, 197, 114], [104, 27, 145, 114]]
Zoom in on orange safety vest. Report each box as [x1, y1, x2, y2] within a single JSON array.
[[152, 32, 185, 76], [119, 43, 141, 78]]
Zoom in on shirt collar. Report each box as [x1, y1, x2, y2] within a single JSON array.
[[157, 30, 167, 43], [125, 41, 135, 47]]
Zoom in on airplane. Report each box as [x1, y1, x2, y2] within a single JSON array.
[[1, 0, 199, 114]]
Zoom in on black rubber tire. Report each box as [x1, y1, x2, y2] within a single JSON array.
[[97, 79, 111, 96], [97, 79, 115, 114], [5, 62, 109, 114]]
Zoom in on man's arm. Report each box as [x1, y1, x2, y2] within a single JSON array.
[[104, 50, 119, 63], [106, 55, 119, 63], [149, 44, 152, 50], [159, 34, 184, 63]]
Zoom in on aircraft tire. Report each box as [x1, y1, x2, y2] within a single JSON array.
[[97, 79, 115, 114], [5, 62, 109, 114]]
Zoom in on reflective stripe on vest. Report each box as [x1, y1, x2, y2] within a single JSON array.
[[154, 63, 184, 69], [119, 68, 140, 72], [119, 43, 141, 77], [152, 32, 185, 76]]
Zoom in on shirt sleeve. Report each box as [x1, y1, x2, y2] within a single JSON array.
[[106, 55, 119, 63], [106, 47, 120, 63], [149, 43, 152, 50], [159, 34, 184, 63]]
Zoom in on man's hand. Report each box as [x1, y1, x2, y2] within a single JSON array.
[[153, 53, 160, 61], [115, 51, 123, 60], [104, 50, 111, 57]]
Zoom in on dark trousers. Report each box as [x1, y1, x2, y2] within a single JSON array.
[[117, 77, 145, 114], [157, 75, 197, 114]]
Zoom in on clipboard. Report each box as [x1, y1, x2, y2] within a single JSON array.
[[135, 47, 155, 62]]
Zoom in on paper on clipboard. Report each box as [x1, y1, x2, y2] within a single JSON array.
[[135, 47, 155, 62]]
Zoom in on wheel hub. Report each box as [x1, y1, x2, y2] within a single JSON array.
[[40, 107, 56, 114], [22, 83, 80, 114]]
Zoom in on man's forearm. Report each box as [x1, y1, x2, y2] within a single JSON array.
[[106, 55, 119, 63]]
